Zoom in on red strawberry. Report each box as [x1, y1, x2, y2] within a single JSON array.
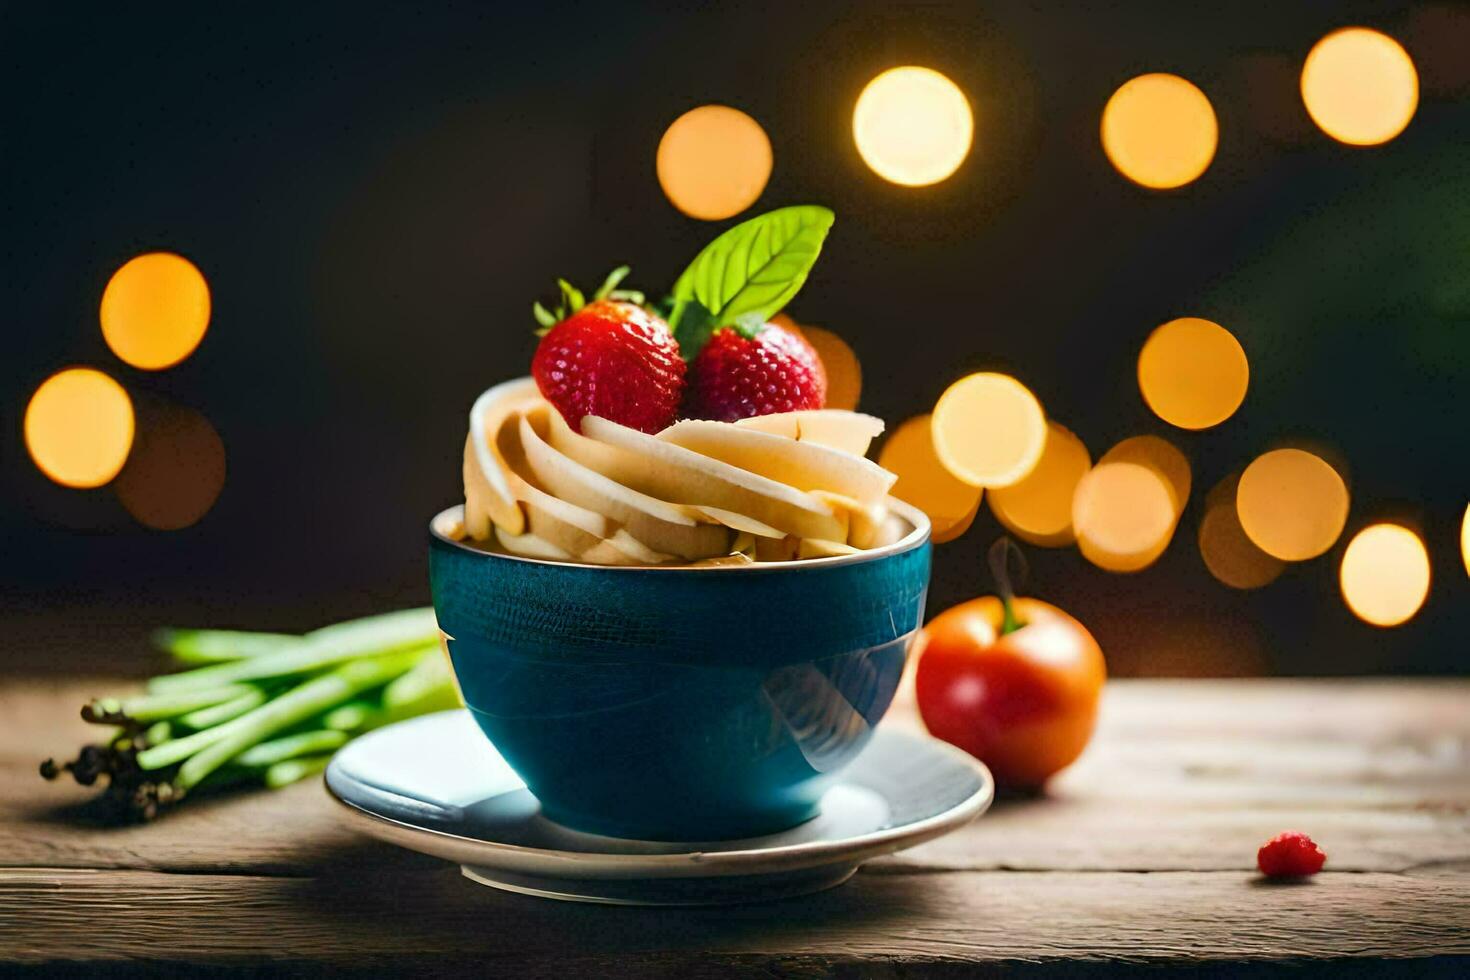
[[686, 320, 827, 422], [532, 300, 684, 433]]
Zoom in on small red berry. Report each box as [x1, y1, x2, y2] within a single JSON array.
[[531, 300, 685, 434], [686, 321, 827, 422], [1257, 831, 1326, 877]]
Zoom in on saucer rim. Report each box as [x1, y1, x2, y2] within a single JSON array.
[[325, 716, 993, 881]]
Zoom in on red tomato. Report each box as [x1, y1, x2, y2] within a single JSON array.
[[914, 596, 1105, 787]]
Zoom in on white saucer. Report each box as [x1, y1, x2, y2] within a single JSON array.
[[325, 710, 991, 905]]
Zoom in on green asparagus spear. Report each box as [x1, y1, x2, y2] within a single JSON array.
[[82, 684, 257, 726], [177, 687, 268, 730], [137, 646, 429, 771], [383, 646, 460, 715], [44, 612, 460, 820], [322, 699, 381, 732], [264, 755, 332, 789], [147, 608, 437, 694], [235, 729, 348, 768], [175, 647, 426, 791], [154, 629, 301, 664]]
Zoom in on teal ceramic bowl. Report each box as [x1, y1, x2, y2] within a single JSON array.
[[428, 501, 931, 841]]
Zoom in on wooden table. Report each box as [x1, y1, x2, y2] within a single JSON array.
[[4, 677, 1469, 975]]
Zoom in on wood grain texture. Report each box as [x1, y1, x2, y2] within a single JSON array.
[[3, 867, 1468, 971], [4, 677, 1469, 973], [883, 680, 1470, 875]]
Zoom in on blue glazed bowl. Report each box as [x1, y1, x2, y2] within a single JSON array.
[[428, 500, 931, 841]]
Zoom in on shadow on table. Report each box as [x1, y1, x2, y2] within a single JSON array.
[[12, 781, 435, 877], [286, 856, 947, 960], [23, 791, 129, 830]]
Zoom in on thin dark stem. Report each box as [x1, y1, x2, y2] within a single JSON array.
[[988, 536, 1030, 635]]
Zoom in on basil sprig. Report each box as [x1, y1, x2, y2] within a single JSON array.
[[668, 205, 835, 357]]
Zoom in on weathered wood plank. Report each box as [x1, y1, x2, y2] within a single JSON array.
[[2, 866, 1467, 970], [886, 796, 1470, 873], [12, 766, 1462, 877], [4, 679, 1469, 968], [889, 679, 1470, 873], [7, 680, 1470, 876]]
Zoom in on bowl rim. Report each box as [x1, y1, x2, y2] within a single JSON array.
[[430, 497, 931, 573]]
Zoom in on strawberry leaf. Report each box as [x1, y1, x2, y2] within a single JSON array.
[[592, 265, 631, 301], [557, 279, 585, 315], [533, 268, 642, 333], [668, 206, 834, 339]]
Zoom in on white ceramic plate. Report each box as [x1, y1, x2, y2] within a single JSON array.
[[326, 710, 992, 905]]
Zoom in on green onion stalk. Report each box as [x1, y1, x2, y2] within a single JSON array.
[[40, 608, 460, 820]]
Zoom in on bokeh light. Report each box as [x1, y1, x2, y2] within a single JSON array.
[[1100, 435, 1191, 517], [774, 314, 861, 411], [1072, 462, 1176, 572], [1301, 28, 1418, 146], [853, 66, 973, 187], [1198, 474, 1285, 590], [1237, 448, 1349, 561], [656, 105, 772, 220], [24, 368, 135, 488], [100, 252, 211, 370], [1339, 524, 1430, 627], [1137, 317, 1249, 430], [1101, 73, 1218, 189], [879, 414, 983, 544], [801, 325, 861, 411], [113, 405, 226, 530], [931, 373, 1047, 488], [1458, 502, 1470, 578], [1462, 503, 1469, 577], [988, 422, 1090, 547]]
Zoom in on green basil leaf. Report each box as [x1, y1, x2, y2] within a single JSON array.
[[669, 205, 834, 332]]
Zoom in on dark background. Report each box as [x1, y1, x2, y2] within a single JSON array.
[[3, 1, 1466, 677]]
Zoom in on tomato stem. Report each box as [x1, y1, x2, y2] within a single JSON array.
[[988, 536, 1029, 635]]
